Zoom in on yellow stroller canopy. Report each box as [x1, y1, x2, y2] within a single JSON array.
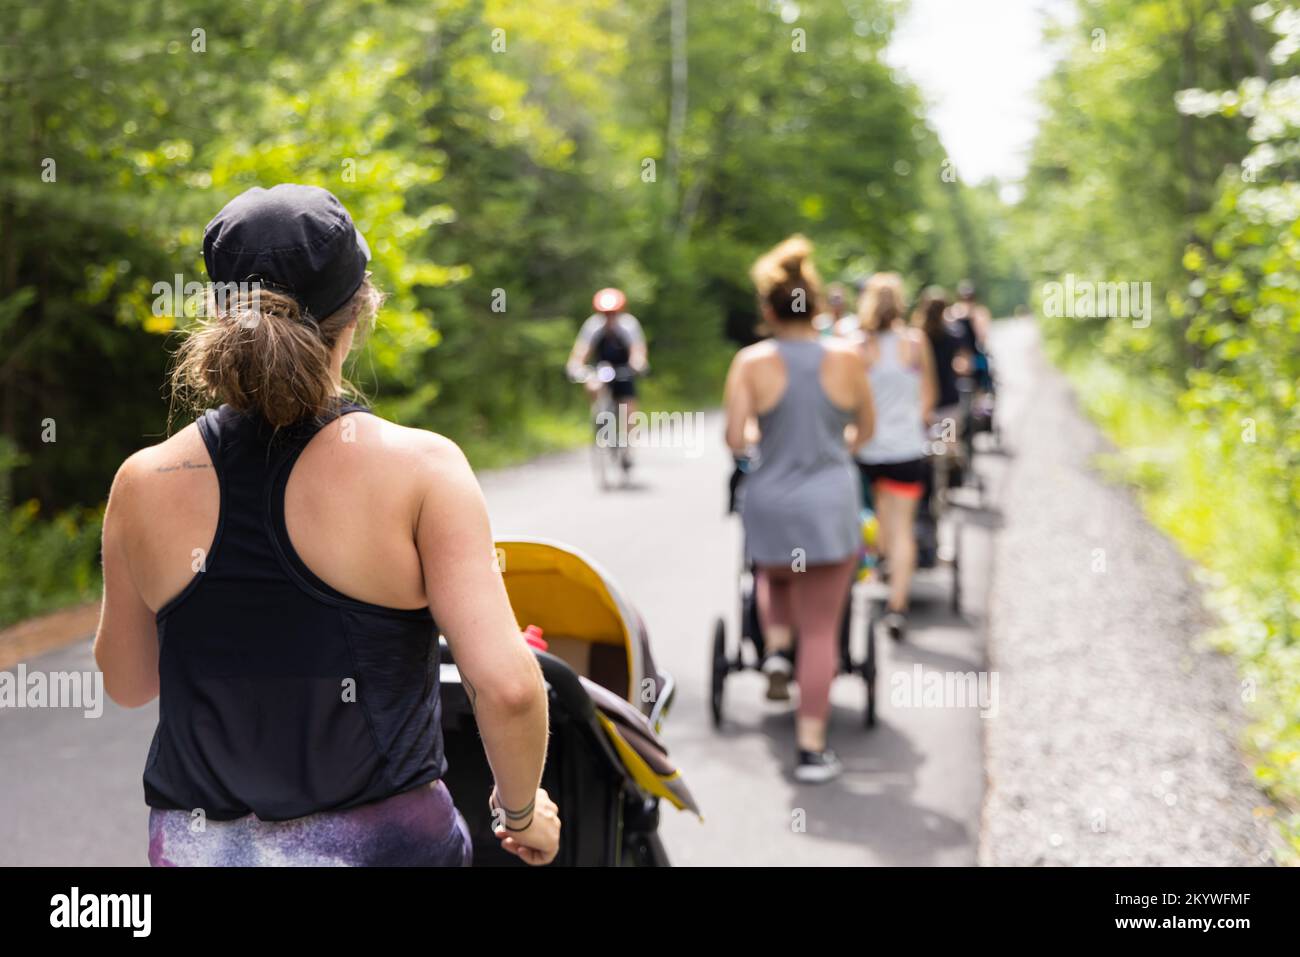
[[495, 538, 645, 707], [495, 538, 699, 818]]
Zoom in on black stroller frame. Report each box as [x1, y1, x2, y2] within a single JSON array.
[[712, 445, 966, 730], [709, 548, 871, 729], [440, 639, 674, 867], [959, 360, 1001, 474], [711, 463, 872, 730]]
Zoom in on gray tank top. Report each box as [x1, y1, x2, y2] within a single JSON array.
[[857, 330, 927, 464], [740, 339, 861, 566]]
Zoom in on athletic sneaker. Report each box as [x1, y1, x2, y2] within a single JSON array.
[[883, 610, 907, 642], [762, 651, 793, 701], [795, 749, 843, 784]]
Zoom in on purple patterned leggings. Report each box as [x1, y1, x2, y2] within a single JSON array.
[[148, 780, 472, 867]]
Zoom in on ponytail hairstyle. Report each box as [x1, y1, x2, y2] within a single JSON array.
[[169, 276, 382, 430], [750, 234, 823, 322], [912, 285, 949, 339], [857, 272, 906, 333]]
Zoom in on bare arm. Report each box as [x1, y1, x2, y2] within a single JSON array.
[[566, 316, 596, 374], [849, 350, 875, 454], [624, 315, 649, 373], [972, 305, 993, 347], [566, 338, 592, 374], [414, 437, 549, 819], [93, 457, 161, 708], [723, 351, 754, 455], [916, 332, 939, 421]]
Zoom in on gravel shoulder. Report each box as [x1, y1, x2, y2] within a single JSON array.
[[979, 320, 1278, 866]]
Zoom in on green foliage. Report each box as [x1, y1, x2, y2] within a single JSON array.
[[0, 0, 1018, 638], [1026, 1, 1300, 856], [1018, 0, 1262, 375], [0, 439, 102, 628], [1, 0, 998, 516]]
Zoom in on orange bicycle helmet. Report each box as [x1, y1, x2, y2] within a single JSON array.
[[592, 287, 627, 313]]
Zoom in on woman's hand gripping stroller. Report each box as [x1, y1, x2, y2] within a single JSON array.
[[490, 786, 561, 865]]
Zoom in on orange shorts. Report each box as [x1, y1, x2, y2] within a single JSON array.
[[875, 477, 924, 499], [858, 459, 928, 500]]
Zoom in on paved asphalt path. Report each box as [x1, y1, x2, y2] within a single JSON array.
[[0, 324, 1036, 866]]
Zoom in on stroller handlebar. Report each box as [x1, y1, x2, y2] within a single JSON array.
[[439, 638, 624, 770]]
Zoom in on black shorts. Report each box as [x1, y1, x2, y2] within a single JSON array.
[[610, 378, 637, 401], [858, 458, 928, 486]]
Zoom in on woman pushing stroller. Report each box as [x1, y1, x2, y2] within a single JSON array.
[[844, 274, 939, 642], [94, 185, 559, 867], [723, 235, 874, 783]]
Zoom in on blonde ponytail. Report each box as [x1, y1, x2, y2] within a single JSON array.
[[750, 234, 823, 320]]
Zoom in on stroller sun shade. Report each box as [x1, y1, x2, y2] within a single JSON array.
[[496, 538, 650, 709], [495, 538, 700, 818]]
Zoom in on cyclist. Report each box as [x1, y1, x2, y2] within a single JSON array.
[[567, 288, 647, 468], [851, 273, 938, 642], [93, 185, 558, 866], [724, 235, 874, 783], [567, 288, 647, 408]]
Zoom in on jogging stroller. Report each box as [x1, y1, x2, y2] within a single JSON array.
[[440, 538, 700, 866], [918, 420, 964, 615], [849, 457, 961, 727], [711, 461, 871, 729], [959, 349, 1000, 464]]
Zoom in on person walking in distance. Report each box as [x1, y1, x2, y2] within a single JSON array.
[[851, 273, 938, 641], [724, 235, 874, 783]]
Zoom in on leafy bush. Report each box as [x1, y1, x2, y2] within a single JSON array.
[[0, 439, 102, 629]]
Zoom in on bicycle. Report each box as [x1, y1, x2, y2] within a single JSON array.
[[569, 362, 639, 491]]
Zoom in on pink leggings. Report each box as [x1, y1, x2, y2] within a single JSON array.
[[754, 559, 856, 722]]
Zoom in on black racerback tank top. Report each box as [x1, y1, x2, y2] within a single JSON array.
[[143, 402, 447, 822]]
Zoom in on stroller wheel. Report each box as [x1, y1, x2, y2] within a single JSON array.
[[622, 829, 671, 867], [838, 591, 854, 675], [863, 602, 879, 728], [710, 617, 727, 729], [950, 525, 963, 615], [741, 573, 765, 660]]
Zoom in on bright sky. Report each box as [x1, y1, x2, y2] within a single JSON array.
[[886, 0, 1075, 190]]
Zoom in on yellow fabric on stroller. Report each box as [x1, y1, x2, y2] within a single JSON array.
[[496, 538, 700, 818]]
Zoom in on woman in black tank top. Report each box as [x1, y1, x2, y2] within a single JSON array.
[[141, 401, 469, 865], [93, 185, 559, 866]]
